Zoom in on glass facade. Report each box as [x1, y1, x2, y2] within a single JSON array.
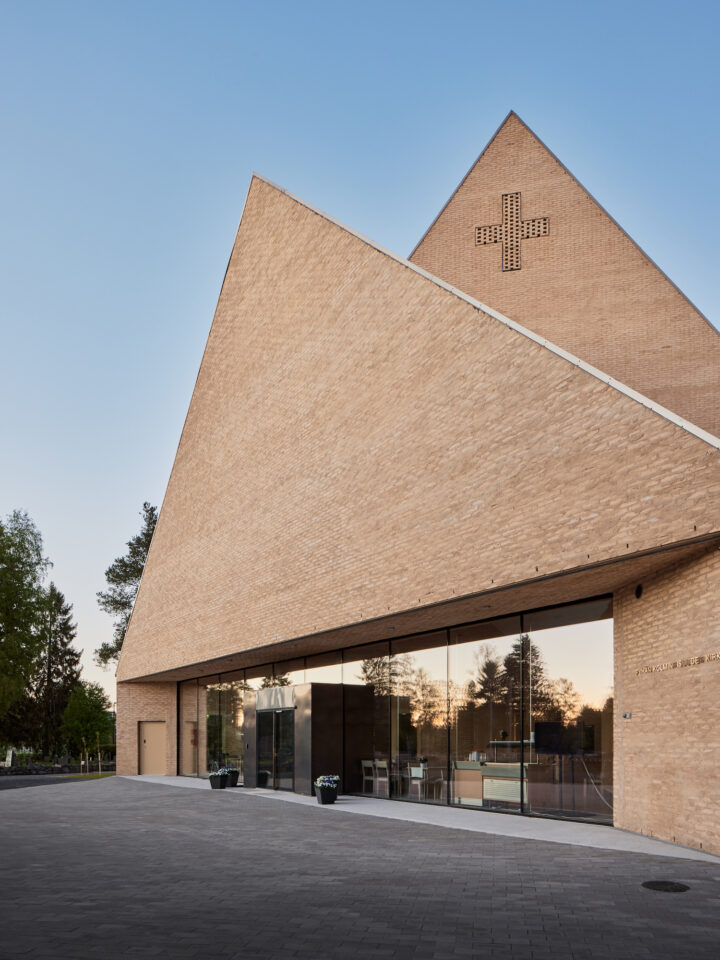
[[178, 597, 613, 822], [449, 617, 525, 812], [524, 605, 614, 820], [257, 709, 294, 790], [180, 675, 247, 780], [179, 678, 198, 775], [391, 632, 447, 803]]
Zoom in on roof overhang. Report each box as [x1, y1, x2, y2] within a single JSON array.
[[121, 532, 720, 684]]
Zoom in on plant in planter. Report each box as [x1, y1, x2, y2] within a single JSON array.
[[209, 768, 229, 790], [314, 774, 340, 805], [225, 767, 240, 787]]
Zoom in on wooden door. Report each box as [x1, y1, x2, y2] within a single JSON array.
[[139, 721, 166, 775]]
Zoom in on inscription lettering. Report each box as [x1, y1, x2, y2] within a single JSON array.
[[636, 651, 720, 676]]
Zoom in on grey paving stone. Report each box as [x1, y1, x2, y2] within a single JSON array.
[[1, 777, 719, 959]]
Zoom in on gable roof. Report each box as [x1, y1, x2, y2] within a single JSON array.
[[260, 173, 720, 452], [117, 176, 720, 682], [410, 111, 720, 438]]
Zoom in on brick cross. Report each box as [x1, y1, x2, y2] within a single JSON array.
[[475, 192, 549, 271]]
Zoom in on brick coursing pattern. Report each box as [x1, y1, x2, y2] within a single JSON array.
[[116, 682, 176, 776], [115, 153, 720, 855], [117, 177, 720, 684], [614, 547, 720, 853], [411, 113, 720, 439]]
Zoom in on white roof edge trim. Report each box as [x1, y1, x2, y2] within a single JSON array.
[[252, 173, 720, 453]]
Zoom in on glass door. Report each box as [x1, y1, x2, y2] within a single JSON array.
[[523, 614, 614, 822], [256, 709, 294, 790], [448, 620, 526, 812], [256, 711, 274, 788], [275, 710, 294, 790]]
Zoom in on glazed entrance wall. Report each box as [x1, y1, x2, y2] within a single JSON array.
[[179, 597, 613, 823]]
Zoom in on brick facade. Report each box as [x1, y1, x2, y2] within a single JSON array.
[[116, 115, 720, 853], [614, 546, 720, 852], [411, 113, 720, 439], [116, 177, 720, 684], [116, 682, 177, 777]]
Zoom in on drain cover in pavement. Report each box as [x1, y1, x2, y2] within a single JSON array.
[[642, 880, 690, 892]]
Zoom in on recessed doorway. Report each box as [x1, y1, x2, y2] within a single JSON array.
[[139, 721, 166, 775], [256, 709, 294, 790]]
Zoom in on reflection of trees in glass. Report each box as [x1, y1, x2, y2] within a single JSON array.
[[548, 678, 581, 721], [577, 694, 613, 721], [468, 646, 504, 705], [205, 685, 221, 769], [223, 681, 247, 727], [261, 673, 290, 688], [205, 681, 247, 770], [575, 696, 613, 761], [448, 678, 466, 727], [458, 636, 579, 740], [360, 655, 412, 695], [504, 636, 554, 719], [407, 666, 446, 737]]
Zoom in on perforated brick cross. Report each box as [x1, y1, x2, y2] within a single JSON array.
[[475, 192, 549, 271]]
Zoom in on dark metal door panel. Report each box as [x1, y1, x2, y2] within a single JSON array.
[[256, 711, 274, 788], [275, 710, 294, 790]]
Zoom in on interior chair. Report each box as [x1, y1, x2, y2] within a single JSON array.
[[375, 759, 390, 797], [407, 763, 426, 801], [361, 759, 375, 794], [426, 766, 445, 801]]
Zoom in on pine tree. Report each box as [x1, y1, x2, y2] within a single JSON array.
[[0, 511, 48, 721], [35, 583, 82, 756], [95, 502, 157, 666], [468, 647, 505, 705]]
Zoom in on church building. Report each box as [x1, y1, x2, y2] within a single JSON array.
[[116, 113, 720, 855]]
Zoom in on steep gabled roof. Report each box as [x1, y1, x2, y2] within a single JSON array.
[[410, 111, 720, 438], [260, 173, 720, 452], [117, 177, 720, 681]]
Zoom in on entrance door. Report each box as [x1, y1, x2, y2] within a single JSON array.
[[181, 720, 198, 775], [256, 709, 294, 789], [139, 721, 166, 774]]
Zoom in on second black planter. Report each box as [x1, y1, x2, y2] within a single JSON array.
[[316, 787, 338, 805]]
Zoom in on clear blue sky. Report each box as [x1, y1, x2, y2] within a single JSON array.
[[1, 0, 718, 702]]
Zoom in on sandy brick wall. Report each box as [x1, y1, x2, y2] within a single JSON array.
[[116, 682, 177, 776], [614, 547, 720, 853], [411, 113, 720, 439], [117, 176, 720, 683]]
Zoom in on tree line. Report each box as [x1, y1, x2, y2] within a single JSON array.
[[357, 637, 605, 733], [0, 502, 157, 762]]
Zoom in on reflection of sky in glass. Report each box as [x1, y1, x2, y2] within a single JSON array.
[[400, 646, 447, 684], [449, 634, 518, 688], [231, 619, 612, 706], [244, 669, 272, 690], [343, 656, 384, 685], [277, 667, 306, 686], [530, 620, 613, 709], [304, 661, 342, 684], [446, 622, 613, 712]]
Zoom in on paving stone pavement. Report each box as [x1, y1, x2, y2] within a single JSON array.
[[0, 775, 96, 791], [1, 777, 719, 960]]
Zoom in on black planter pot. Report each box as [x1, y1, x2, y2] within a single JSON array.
[[209, 775, 228, 789], [316, 786, 338, 805], [256, 770, 270, 788], [227, 770, 240, 788]]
